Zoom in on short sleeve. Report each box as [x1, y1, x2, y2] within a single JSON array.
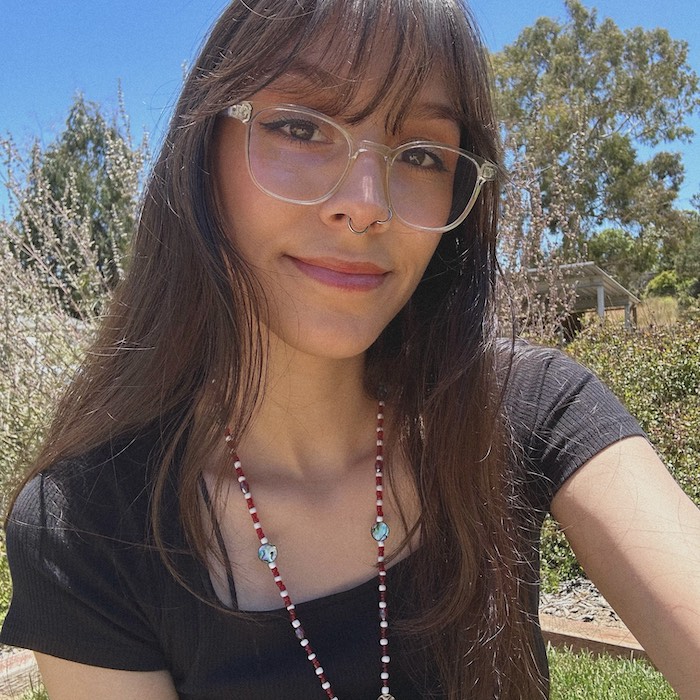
[[1, 458, 168, 671], [504, 342, 647, 511]]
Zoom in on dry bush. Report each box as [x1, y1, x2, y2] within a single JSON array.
[[497, 141, 583, 342], [0, 105, 144, 506]]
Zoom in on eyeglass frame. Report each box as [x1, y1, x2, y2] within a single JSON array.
[[221, 101, 499, 234]]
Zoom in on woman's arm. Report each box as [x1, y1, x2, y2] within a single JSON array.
[[551, 435, 700, 699], [35, 653, 179, 700]]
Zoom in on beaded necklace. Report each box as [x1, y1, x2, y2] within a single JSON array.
[[224, 400, 394, 700]]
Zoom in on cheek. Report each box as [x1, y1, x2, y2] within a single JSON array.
[[412, 237, 442, 282]]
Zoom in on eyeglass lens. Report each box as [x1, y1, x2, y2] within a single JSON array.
[[247, 106, 480, 231]]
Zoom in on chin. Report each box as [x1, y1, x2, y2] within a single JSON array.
[[268, 317, 387, 362]]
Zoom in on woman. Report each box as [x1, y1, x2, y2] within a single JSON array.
[[3, 1, 700, 698]]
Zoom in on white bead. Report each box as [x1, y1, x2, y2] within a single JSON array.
[[322, 682, 331, 690], [300, 639, 309, 647], [260, 537, 268, 545], [279, 589, 288, 597], [274, 575, 282, 582], [378, 555, 385, 562], [307, 652, 316, 661], [249, 506, 256, 514], [380, 621, 388, 628], [379, 601, 387, 608], [381, 672, 389, 680], [315, 666, 324, 676], [267, 561, 276, 569], [287, 604, 295, 611], [377, 455, 384, 461], [382, 655, 390, 663], [380, 638, 389, 645], [292, 619, 301, 628], [382, 686, 390, 695], [377, 499, 383, 506], [254, 522, 262, 529], [377, 484, 383, 491], [234, 460, 241, 468], [377, 439, 384, 446], [379, 584, 387, 591]]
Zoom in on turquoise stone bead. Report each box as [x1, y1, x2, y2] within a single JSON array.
[[371, 521, 390, 542], [258, 543, 278, 563]]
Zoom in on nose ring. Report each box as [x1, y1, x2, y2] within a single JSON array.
[[346, 210, 393, 236]]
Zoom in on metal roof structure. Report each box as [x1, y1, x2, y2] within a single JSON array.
[[527, 261, 641, 327]]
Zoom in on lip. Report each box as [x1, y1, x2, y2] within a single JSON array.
[[289, 256, 390, 291]]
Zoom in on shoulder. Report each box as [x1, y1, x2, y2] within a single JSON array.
[[2, 430, 179, 669], [498, 339, 645, 508], [501, 338, 592, 400], [8, 429, 165, 551]]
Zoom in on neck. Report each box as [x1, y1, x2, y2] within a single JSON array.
[[235, 341, 378, 480]]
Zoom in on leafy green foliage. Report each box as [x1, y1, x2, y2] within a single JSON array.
[[5, 91, 147, 317], [493, 0, 700, 256], [20, 684, 49, 700], [540, 515, 583, 592], [645, 270, 680, 297], [672, 207, 700, 303]]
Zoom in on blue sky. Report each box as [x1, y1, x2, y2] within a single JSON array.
[[1, 0, 699, 209]]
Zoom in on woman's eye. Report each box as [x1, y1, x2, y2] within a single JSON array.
[[400, 147, 447, 171], [261, 118, 324, 143]]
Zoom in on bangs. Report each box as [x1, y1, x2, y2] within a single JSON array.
[[191, 0, 494, 148], [265, 1, 448, 129]]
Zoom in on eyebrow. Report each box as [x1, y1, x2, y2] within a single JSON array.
[[406, 102, 461, 126], [268, 62, 351, 93]]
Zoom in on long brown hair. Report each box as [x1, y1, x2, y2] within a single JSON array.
[[15, 1, 545, 697]]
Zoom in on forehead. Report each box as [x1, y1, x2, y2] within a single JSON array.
[[262, 58, 460, 130]]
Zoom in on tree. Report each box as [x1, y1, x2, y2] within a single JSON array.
[[493, 0, 700, 255], [673, 205, 700, 302], [4, 91, 148, 317]]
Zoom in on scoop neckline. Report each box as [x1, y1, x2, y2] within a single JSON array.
[[201, 550, 416, 616]]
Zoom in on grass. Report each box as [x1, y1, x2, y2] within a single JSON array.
[[20, 685, 48, 700], [547, 645, 678, 699], [594, 295, 680, 328], [17, 648, 677, 699]]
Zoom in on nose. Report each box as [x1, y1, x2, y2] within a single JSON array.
[[319, 146, 392, 234]]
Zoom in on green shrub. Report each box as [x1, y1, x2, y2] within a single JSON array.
[[540, 515, 584, 592], [645, 270, 680, 297]]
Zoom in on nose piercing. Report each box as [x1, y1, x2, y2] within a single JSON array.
[[346, 209, 393, 236]]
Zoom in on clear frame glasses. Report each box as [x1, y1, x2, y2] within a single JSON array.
[[222, 101, 498, 233]]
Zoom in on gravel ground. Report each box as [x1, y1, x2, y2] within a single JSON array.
[[539, 578, 624, 628]]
